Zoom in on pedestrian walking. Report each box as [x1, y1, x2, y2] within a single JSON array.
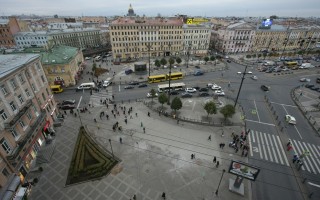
[[125, 119, 127, 124], [293, 155, 299, 163], [208, 135, 211, 141], [219, 143, 223, 148], [94, 118, 97, 123], [136, 113, 138, 117], [162, 192, 166, 200], [120, 137, 122, 144], [241, 150, 245, 157], [287, 145, 293, 151], [106, 114, 109, 120], [133, 194, 136, 200], [216, 161, 220, 168], [64, 110, 67, 115], [213, 156, 216, 163], [221, 130, 224, 137], [222, 143, 225, 149], [287, 139, 291, 147], [143, 127, 146, 133], [148, 112, 150, 117], [141, 122, 143, 127], [114, 114, 116, 118]]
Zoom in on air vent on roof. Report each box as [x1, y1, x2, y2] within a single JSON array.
[[52, 60, 56, 62], [64, 57, 68, 59], [45, 60, 48, 63]]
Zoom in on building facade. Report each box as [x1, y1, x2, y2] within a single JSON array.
[[109, 17, 210, 61], [0, 17, 21, 48], [41, 45, 84, 87], [14, 31, 48, 48], [47, 28, 101, 49], [0, 54, 58, 198]]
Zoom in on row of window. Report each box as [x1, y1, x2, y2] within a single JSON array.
[[111, 31, 183, 36], [52, 32, 99, 39], [0, 39, 14, 44], [16, 36, 46, 40], [17, 41, 47, 45], [110, 25, 181, 30]]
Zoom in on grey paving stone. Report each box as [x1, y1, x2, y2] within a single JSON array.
[[110, 191, 121, 200], [72, 192, 86, 200], [82, 185, 94, 195], [111, 178, 121, 188], [104, 186, 115, 196], [125, 187, 135, 196], [118, 183, 128, 193], [87, 189, 100, 200]]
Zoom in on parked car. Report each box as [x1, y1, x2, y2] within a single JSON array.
[[317, 78, 320, 83], [138, 83, 148, 88], [61, 100, 76, 105], [285, 115, 296, 125], [185, 88, 197, 93], [305, 84, 315, 88], [211, 84, 222, 90], [192, 86, 200, 90], [85, 57, 91, 60], [124, 85, 135, 89], [251, 75, 258, 80], [195, 66, 200, 69], [226, 59, 231, 63], [199, 92, 210, 97], [125, 69, 133, 75], [181, 93, 193, 98], [310, 86, 319, 91], [59, 104, 76, 110], [300, 78, 311, 82], [194, 70, 204, 76], [128, 81, 139, 85], [169, 91, 179, 95], [214, 90, 225, 96], [147, 93, 158, 98], [261, 85, 270, 91], [199, 88, 209, 92]]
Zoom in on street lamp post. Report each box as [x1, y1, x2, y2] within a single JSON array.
[[167, 43, 172, 105], [263, 37, 273, 60], [186, 43, 191, 68], [108, 139, 114, 158], [146, 44, 153, 77], [234, 65, 248, 108], [215, 169, 226, 195]]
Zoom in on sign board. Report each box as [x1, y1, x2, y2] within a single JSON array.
[[228, 160, 260, 181], [186, 18, 209, 25]]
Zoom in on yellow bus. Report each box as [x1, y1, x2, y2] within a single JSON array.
[[50, 85, 63, 93], [166, 72, 183, 80], [284, 61, 298, 66], [148, 74, 166, 83]]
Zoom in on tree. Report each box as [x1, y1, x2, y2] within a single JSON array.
[[204, 56, 209, 64], [160, 58, 167, 66], [154, 59, 161, 68], [149, 88, 157, 102], [203, 101, 217, 119], [176, 57, 182, 65], [171, 97, 182, 114], [168, 57, 175, 65], [246, 55, 252, 59], [220, 104, 236, 122], [158, 93, 168, 109], [257, 54, 262, 59], [210, 56, 216, 61]]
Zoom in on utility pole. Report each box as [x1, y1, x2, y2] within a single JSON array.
[[146, 44, 153, 76], [215, 169, 226, 196], [108, 139, 114, 158], [234, 65, 248, 108], [167, 58, 172, 105]]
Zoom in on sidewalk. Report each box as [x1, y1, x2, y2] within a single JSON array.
[[29, 99, 249, 200]]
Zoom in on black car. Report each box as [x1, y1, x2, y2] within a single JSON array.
[[199, 88, 209, 92], [305, 84, 315, 88], [195, 66, 200, 69], [61, 100, 76, 105], [227, 59, 231, 63], [181, 93, 192, 98], [124, 85, 134, 89], [128, 81, 139, 85], [193, 86, 200, 90], [310, 86, 319, 91], [138, 83, 148, 88], [59, 104, 76, 110], [261, 85, 270, 91], [169, 91, 179, 95], [199, 92, 210, 97]]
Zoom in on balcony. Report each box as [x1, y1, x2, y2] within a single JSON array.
[[4, 100, 32, 130], [7, 110, 46, 164]]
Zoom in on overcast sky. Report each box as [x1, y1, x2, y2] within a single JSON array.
[[0, 0, 319, 18]]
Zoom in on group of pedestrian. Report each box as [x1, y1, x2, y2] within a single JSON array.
[[191, 153, 196, 159], [229, 130, 250, 157], [213, 156, 220, 167], [219, 143, 226, 149]]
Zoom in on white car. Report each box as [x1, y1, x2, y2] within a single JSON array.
[[300, 78, 311, 82], [211, 84, 222, 90], [285, 115, 296, 125], [85, 57, 91, 60], [251, 75, 258, 80], [185, 88, 197, 93], [214, 90, 225, 96], [238, 71, 252, 75], [147, 93, 158, 98], [207, 83, 213, 88]]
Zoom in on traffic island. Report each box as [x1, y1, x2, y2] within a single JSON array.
[[65, 126, 120, 186]]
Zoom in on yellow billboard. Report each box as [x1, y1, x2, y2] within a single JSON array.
[[186, 18, 209, 24]]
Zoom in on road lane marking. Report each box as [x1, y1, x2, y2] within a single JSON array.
[[302, 142, 319, 174], [245, 119, 275, 126], [293, 140, 308, 172], [255, 131, 263, 159], [263, 132, 273, 162], [272, 135, 283, 165], [248, 133, 253, 156], [277, 136, 289, 166], [268, 134, 278, 163], [253, 99, 260, 122], [259, 132, 268, 161], [77, 96, 82, 109], [307, 143, 320, 173], [294, 126, 303, 139], [251, 130, 255, 143], [118, 85, 121, 92], [270, 101, 297, 108]]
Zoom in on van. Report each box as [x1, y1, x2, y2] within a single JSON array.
[[194, 70, 203, 76], [125, 69, 133, 75], [76, 82, 95, 91], [103, 77, 113, 88]]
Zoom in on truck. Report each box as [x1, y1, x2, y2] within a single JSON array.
[[300, 63, 314, 69]]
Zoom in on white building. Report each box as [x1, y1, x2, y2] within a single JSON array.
[[14, 31, 48, 48], [182, 24, 211, 56]]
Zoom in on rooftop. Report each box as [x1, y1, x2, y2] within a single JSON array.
[[0, 54, 40, 79], [41, 45, 79, 65], [111, 17, 183, 26], [0, 19, 9, 25]]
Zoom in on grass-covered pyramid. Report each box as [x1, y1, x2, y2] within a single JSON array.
[[66, 126, 119, 186]]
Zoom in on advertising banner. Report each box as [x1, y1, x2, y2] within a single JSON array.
[[228, 160, 260, 181]]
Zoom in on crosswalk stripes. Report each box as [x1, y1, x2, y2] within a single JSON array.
[[291, 140, 320, 174], [248, 130, 289, 166], [90, 90, 113, 106]]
